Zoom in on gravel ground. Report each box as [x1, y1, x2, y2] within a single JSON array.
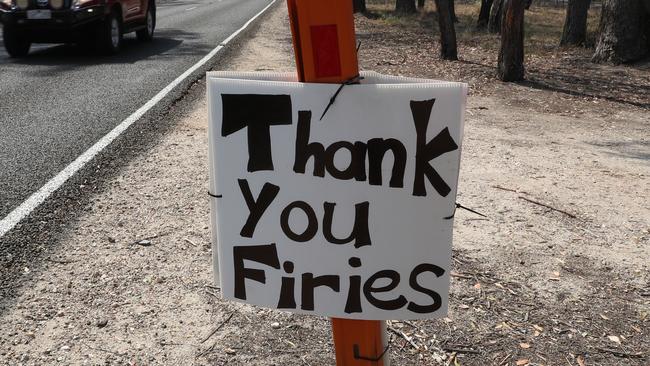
[[0, 2, 648, 366]]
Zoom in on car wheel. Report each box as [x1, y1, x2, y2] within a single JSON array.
[[136, 3, 155, 42], [97, 9, 122, 54], [3, 26, 31, 58]]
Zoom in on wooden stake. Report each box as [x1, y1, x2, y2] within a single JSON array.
[[286, 1, 388, 364], [332, 318, 387, 366]]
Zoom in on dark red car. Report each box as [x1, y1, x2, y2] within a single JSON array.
[[0, 0, 155, 57]]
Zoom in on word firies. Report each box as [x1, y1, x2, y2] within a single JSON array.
[[234, 244, 444, 314], [221, 95, 459, 197]]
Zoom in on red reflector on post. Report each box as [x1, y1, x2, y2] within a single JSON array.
[[310, 24, 342, 78]]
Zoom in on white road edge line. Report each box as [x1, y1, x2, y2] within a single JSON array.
[[0, 0, 277, 238]]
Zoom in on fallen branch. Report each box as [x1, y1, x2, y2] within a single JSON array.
[[201, 312, 235, 344], [519, 196, 577, 219]]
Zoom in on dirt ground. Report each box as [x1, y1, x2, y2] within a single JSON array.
[[1, 2, 648, 366]]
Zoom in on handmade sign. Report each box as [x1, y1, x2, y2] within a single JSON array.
[[208, 71, 467, 320]]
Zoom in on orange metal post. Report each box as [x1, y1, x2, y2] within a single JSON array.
[[286, 0, 388, 365]]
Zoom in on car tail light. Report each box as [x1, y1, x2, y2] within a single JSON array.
[[15, 0, 28, 9], [50, 0, 63, 8]]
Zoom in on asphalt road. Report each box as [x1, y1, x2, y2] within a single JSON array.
[[0, 0, 272, 221]]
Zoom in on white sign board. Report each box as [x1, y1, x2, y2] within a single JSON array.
[[208, 71, 467, 320]]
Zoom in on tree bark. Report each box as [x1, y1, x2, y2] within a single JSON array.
[[488, 0, 505, 33], [418, 0, 425, 8], [353, 0, 366, 13], [498, 0, 526, 81], [395, 0, 417, 13], [560, 0, 591, 46], [592, 0, 650, 63], [434, 0, 458, 60], [450, 0, 458, 23], [477, 0, 494, 28]]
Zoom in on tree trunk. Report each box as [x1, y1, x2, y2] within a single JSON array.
[[488, 0, 505, 33], [592, 0, 650, 63], [477, 0, 494, 28], [353, 0, 366, 13], [560, 0, 591, 46], [450, 0, 458, 22], [418, 0, 425, 8], [525, 0, 533, 9], [434, 0, 458, 60], [498, 0, 526, 81], [396, 0, 417, 13]]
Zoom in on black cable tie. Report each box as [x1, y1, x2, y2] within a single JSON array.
[[356, 41, 362, 53], [444, 203, 487, 220], [353, 343, 390, 362], [319, 75, 364, 121], [208, 191, 222, 198]]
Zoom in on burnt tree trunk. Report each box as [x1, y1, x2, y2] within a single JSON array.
[[592, 0, 650, 63], [396, 0, 417, 13], [498, 0, 526, 81], [434, 0, 458, 60], [560, 0, 591, 46], [353, 0, 366, 13], [450, 0, 459, 22], [488, 0, 505, 33], [477, 0, 494, 28], [418, 0, 425, 8]]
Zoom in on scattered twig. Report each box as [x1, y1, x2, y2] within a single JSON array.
[[465, 217, 490, 222], [402, 320, 420, 330], [133, 234, 159, 242], [46, 258, 77, 264], [450, 271, 474, 279], [197, 342, 218, 358], [519, 196, 577, 219], [595, 347, 645, 358], [442, 345, 480, 354], [205, 289, 220, 298], [184, 238, 198, 247], [380, 55, 407, 66], [387, 325, 419, 350], [204, 285, 221, 298], [446, 352, 457, 366], [452, 256, 465, 265], [201, 312, 235, 344], [498, 353, 512, 365], [493, 185, 519, 193], [130, 232, 170, 246]]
